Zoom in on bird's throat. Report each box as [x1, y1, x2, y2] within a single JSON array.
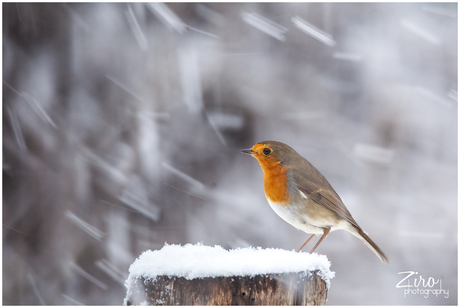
[[260, 162, 290, 204]]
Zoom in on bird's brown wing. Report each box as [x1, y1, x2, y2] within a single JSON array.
[[293, 171, 360, 229]]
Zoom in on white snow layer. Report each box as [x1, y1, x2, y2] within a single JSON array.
[[124, 243, 334, 293]]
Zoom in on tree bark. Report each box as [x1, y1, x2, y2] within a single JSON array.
[[125, 270, 327, 305]]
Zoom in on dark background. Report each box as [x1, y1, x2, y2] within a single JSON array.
[[3, 2, 457, 305]]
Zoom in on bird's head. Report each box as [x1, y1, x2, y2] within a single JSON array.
[[240, 140, 300, 171]]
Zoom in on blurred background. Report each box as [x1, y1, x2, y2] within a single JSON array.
[[3, 2, 457, 305]]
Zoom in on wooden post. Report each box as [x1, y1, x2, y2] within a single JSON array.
[[125, 270, 327, 305]]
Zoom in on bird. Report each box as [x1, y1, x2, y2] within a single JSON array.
[[241, 140, 389, 264]]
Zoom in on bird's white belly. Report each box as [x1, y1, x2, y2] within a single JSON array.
[[266, 197, 324, 234]]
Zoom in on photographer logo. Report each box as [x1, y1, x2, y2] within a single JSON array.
[[396, 271, 449, 299]]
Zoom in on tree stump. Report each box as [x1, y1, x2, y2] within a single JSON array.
[[125, 271, 327, 305], [123, 244, 333, 306]]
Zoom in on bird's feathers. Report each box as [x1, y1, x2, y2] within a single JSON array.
[[290, 161, 360, 230]]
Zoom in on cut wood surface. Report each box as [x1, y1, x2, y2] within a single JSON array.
[[125, 271, 327, 305]]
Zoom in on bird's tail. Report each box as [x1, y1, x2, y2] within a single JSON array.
[[352, 228, 390, 264]]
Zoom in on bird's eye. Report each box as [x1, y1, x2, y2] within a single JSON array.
[[263, 148, 271, 155]]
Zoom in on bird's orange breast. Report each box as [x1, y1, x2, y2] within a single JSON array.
[[255, 157, 290, 204]]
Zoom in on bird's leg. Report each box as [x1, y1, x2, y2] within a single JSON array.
[[309, 227, 330, 254], [297, 234, 316, 252]]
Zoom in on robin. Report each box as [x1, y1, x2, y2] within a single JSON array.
[[241, 140, 389, 264]]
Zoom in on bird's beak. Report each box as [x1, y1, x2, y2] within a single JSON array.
[[240, 148, 255, 155]]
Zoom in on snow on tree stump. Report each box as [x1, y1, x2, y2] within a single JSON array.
[[124, 244, 334, 306]]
